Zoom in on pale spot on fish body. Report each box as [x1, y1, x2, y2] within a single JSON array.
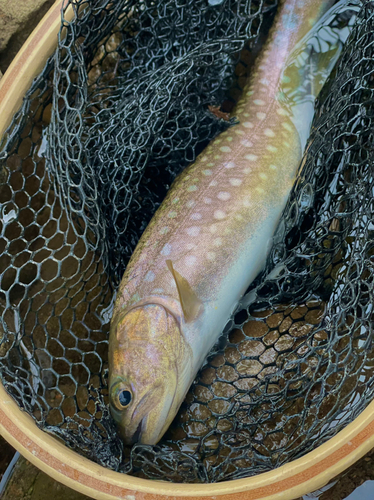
[[277, 108, 289, 116], [203, 169, 212, 176], [186, 200, 195, 208], [210, 224, 218, 233], [209, 180, 218, 187], [266, 145, 278, 153], [214, 238, 223, 247], [217, 192, 231, 201], [160, 243, 172, 256], [243, 197, 251, 207], [256, 112, 266, 120], [207, 252, 216, 261], [186, 243, 196, 250], [259, 172, 268, 180], [214, 210, 226, 220], [145, 271, 155, 282], [204, 197, 212, 204], [168, 211, 177, 219], [187, 185, 198, 192], [254, 99, 265, 106], [186, 227, 200, 237], [245, 154, 258, 161], [281, 74, 291, 84], [220, 146, 232, 153], [269, 164, 277, 170], [230, 178, 242, 186], [264, 128, 275, 137], [185, 255, 197, 266], [190, 213, 202, 220], [241, 139, 253, 148], [243, 122, 254, 128], [224, 161, 236, 169], [282, 122, 293, 132]]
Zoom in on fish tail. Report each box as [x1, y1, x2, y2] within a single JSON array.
[[280, 0, 359, 149]]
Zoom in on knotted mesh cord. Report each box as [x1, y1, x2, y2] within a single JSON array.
[[0, 0, 373, 484]]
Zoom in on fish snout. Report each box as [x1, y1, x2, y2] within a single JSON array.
[[125, 376, 178, 445], [120, 415, 146, 445]]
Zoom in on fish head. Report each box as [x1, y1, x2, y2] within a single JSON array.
[[109, 302, 192, 445]]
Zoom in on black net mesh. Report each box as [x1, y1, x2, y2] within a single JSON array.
[[0, 0, 373, 484]]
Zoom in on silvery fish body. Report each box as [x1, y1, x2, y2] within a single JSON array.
[[109, 0, 355, 445]]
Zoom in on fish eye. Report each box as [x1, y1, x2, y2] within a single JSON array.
[[118, 389, 132, 408]]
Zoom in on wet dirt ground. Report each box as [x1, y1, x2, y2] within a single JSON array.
[[1, 1, 374, 499], [0, 437, 92, 500]]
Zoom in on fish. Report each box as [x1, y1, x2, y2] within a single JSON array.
[[109, 0, 354, 445]]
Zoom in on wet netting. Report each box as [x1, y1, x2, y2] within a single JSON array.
[[0, 0, 373, 484]]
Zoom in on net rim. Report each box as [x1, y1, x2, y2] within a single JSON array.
[[2, 380, 374, 499], [0, 1, 373, 498]]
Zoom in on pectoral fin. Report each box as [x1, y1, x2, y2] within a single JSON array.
[[166, 260, 202, 323]]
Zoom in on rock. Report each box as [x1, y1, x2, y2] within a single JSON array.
[[0, 0, 48, 49], [0, 0, 55, 72]]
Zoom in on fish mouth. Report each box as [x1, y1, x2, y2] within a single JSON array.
[[121, 384, 177, 445], [127, 416, 145, 445], [139, 387, 177, 445], [122, 392, 149, 445], [114, 381, 177, 445]]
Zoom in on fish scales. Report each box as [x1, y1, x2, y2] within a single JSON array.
[[109, 0, 338, 445]]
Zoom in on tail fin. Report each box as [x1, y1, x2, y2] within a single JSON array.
[[280, 0, 360, 149]]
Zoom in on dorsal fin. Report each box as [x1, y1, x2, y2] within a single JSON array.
[[166, 260, 202, 323]]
